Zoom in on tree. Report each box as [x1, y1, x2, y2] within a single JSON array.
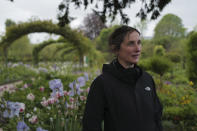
[[187, 32, 197, 85], [8, 0, 172, 26], [79, 13, 106, 40], [154, 13, 186, 38], [94, 25, 120, 61]]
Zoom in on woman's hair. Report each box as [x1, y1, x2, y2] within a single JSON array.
[[108, 25, 140, 53]]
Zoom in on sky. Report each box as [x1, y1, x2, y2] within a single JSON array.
[[0, 0, 197, 43]]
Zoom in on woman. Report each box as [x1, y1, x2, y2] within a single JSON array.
[[82, 25, 163, 131]]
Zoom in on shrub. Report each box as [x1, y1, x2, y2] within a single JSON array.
[[186, 32, 197, 85]]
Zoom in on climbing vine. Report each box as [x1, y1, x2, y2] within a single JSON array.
[[0, 20, 100, 65]]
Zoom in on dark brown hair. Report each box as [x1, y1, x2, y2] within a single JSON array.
[[108, 25, 140, 53]]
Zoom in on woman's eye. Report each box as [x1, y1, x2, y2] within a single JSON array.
[[138, 40, 141, 45], [128, 41, 134, 45]]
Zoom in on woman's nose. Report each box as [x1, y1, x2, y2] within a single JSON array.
[[135, 43, 141, 51]]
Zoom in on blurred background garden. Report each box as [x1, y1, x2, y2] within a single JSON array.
[[0, 0, 197, 131]]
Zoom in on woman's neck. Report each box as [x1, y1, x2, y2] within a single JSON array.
[[117, 58, 134, 69]]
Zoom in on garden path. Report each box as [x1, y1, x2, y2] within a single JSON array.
[[0, 80, 23, 97]]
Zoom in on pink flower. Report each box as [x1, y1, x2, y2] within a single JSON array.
[[29, 115, 38, 124], [39, 86, 44, 92], [47, 98, 57, 104], [4, 86, 8, 89], [69, 97, 75, 103], [27, 93, 35, 101], [55, 92, 61, 99], [19, 103, 25, 113], [63, 91, 69, 96], [80, 96, 86, 101], [0, 87, 4, 92], [86, 87, 90, 93]]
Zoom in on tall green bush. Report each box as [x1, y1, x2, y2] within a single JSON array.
[[148, 56, 172, 88], [187, 32, 197, 85], [154, 45, 165, 56]]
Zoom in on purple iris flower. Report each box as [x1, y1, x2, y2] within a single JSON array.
[[3, 101, 24, 118], [36, 127, 48, 131], [17, 121, 30, 131], [3, 110, 9, 118], [77, 76, 86, 87], [49, 79, 64, 97], [84, 72, 89, 81], [76, 83, 81, 95], [69, 82, 75, 96], [164, 81, 172, 85], [38, 67, 48, 73]]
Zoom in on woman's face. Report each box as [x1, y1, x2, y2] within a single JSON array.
[[116, 31, 141, 68]]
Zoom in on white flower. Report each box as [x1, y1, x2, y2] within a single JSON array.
[[33, 107, 37, 112], [25, 113, 31, 118], [27, 93, 35, 101], [41, 100, 48, 107], [50, 117, 53, 122], [29, 115, 38, 124], [47, 106, 51, 110]]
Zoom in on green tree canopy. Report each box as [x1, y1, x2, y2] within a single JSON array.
[[154, 13, 186, 39], [94, 25, 120, 61]]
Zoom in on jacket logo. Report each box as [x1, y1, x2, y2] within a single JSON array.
[[145, 86, 151, 91]]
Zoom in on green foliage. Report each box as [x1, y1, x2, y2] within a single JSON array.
[[153, 36, 175, 50], [0, 20, 92, 52], [165, 52, 181, 63], [154, 45, 165, 56], [0, 20, 102, 66], [158, 84, 197, 130], [140, 39, 155, 59], [147, 56, 172, 76], [0, 63, 98, 130], [8, 35, 33, 61], [32, 38, 66, 64], [94, 25, 120, 61], [154, 13, 185, 39], [5, 19, 16, 28], [138, 58, 150, 71], [0, 64, 36, 85], [186, 32, 197, 84]]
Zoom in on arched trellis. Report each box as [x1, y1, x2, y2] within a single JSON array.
[[33, 38, 79, 64], [52, 42, 77, 60], [0, 20, 93, 65], [32, 38, 65, 64]]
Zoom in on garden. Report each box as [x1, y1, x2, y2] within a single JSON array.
[[0, 7, 197, 131]]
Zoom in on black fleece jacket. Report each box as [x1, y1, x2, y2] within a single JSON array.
[[82, 60, 163, 131]]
